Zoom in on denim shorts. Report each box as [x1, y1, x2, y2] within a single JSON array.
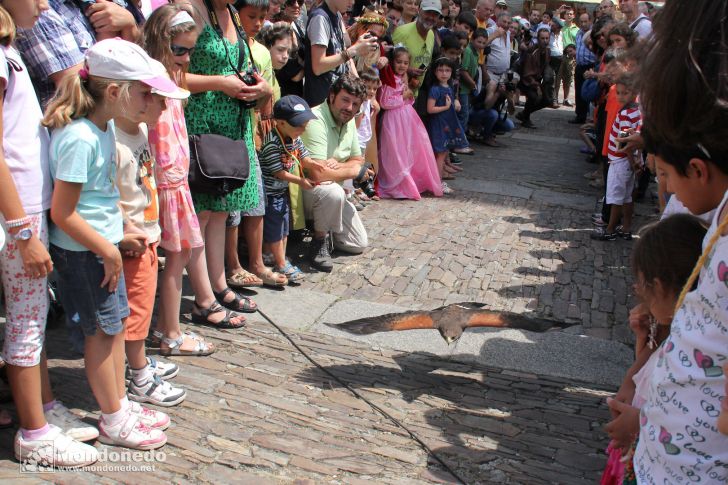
[[50, 245, 129, 338], [263, 193, 289, 243]]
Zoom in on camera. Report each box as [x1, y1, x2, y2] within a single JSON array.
[[499, 70, 518, 92], [239, 69, 258, 109], [617, 130, 630, 151]]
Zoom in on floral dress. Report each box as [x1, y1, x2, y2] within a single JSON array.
[[185, 25, 259, 212]]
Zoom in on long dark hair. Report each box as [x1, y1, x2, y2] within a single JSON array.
[[640, 0, 728, 174]]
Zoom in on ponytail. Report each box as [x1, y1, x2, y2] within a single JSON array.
[[42, 74, 132, 130]]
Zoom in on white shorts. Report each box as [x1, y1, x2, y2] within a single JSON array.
[[606, 160, 635, 205]]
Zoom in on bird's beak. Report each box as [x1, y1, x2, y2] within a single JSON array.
[[445, 336, 455, 344]]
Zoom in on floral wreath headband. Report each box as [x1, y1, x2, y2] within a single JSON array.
[[355, 15, 389, 30]]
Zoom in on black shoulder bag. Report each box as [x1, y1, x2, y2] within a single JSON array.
[[188, 0, 256, 196]]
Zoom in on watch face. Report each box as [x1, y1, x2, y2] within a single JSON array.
[[15, 228, 32, 241]]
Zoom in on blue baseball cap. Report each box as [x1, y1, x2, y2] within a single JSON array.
[[273, 95, 317, 127]]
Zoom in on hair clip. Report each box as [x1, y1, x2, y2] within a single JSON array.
[[78, 68, 89, 80]]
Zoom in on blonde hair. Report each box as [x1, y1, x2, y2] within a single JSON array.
[[42, 74, 133, 129], [0, 6, 15, 46], [141, 4, 200, 87]]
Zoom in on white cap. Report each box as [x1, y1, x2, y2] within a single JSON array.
[[420, 0, 442, 15], [85, 39, 188, 99]]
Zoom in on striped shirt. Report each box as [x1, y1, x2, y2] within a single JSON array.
[[607, 103, 641, 162], [259, 131, 309, 196]]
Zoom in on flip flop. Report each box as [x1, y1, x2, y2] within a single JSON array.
[[190, 300, 248, 328], [253, 269, 288, 287], [226, 269, 263, 288], [275, 262, 306, 284]]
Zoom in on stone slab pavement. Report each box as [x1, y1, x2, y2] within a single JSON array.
[[0, 106, 645, 482]]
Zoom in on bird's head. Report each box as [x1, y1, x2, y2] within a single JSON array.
[[438, 326, 463, 345]]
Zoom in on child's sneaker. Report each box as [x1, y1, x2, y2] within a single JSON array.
[[129, 401, 170, 430], [44, 401, 99, 442], [128, 375, 186, 407], [15, 424, 98, 467], [98, 412, 166, 450], [590, 228, 617, 241], [126, 357, 179, 383], [441, 182, 454, 195]]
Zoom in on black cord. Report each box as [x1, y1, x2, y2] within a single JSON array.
[[255, 307, 469, 485]]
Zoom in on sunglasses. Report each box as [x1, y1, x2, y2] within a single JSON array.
[[170, 44, 195, 56], [286, 0, 304, 6]]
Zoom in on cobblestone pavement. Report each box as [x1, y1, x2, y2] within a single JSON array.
[[298, 107, 655, 344], [0, 107, 643, 483], [0, 322, 614, 484]]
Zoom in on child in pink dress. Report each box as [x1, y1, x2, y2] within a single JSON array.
[[377, 46, 442, 200]]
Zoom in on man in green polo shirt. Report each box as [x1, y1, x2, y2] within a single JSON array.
[[392, 0, 441, 96], [300, 75, 369, 272]]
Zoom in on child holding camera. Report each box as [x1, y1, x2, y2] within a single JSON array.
[[591, 74, 641, 241]]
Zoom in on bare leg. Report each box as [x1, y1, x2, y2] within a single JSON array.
[[113, 330, 126, 400], [622, 202, 634, 233], [244, 215, 267, 276], [224, 225, 244, 275], [6, 364, 46, 430], [270, 240, 286, 269], [157, 248, 190, 342], [39, 350, 53, 404], [84, 330, 122, 414], [435, 152, 447, 179], [204, 211, 230, 294], [125, 340, 146, 372], [606, 204, 623, 234]]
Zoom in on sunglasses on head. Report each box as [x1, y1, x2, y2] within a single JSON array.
[[170, 44, 195, 56]]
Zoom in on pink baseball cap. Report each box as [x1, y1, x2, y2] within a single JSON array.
[[84, 38, 188, 99]]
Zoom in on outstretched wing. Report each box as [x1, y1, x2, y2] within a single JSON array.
[[464, 308, 573, 333], [325, 311, 436, 335]]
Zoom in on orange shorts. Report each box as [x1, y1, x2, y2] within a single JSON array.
[[122, 243, 158, 341]]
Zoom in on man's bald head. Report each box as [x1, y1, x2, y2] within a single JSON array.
[[475, 0, 495, 22]]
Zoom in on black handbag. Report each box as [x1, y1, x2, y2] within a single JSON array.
[[187, 0, 256, 196], [188, 133, 250, 196]]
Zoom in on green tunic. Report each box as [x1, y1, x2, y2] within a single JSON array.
[[185, 25, 259, 212]]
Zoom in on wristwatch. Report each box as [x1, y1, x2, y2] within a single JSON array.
[[12, 227, 32, 241]]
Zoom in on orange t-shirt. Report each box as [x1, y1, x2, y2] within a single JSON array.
[[602, 84, 620, 157]]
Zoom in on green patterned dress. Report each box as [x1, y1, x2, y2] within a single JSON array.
[[185, 25, 259, 212]]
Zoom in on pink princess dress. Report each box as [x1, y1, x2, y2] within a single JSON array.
[[148, 98, 204, 253], [376, 65, 442, 200]]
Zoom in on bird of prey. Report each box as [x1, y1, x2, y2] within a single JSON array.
[[325, 302, 574, 344]]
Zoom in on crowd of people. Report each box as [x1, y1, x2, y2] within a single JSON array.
[[0, 0, 726, 481]]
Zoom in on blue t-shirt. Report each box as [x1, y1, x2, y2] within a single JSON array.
[[49, 118, 123, 251]]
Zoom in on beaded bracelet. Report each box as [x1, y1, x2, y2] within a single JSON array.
[[5, 216, 31, 228]]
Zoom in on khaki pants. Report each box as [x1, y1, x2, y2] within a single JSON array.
[[302, 182, 368, 254]]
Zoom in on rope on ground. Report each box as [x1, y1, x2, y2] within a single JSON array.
[[256, 307, 469, 485]]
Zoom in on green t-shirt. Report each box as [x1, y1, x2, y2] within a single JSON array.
[[251, 40, 279, 100], [460, 45, 479, 95], [562, 24, 579, 49], [392, 22, 434, 96], [300, 102, 361, 163]]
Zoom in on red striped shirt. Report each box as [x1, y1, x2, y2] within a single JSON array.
[[607, 104, 642, 161]]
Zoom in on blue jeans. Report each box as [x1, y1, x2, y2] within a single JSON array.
[[457, 92, 470, 132], [470, 109, 515, 138]]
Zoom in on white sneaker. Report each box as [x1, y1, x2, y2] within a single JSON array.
[[129, 401, 170, 430], [441, 182, 454, 195], [126, 357, 179, 384], [98, 412, 167, 450], [15, 424, 98, 468], [128, 375, 186, 407], [44, 401, 99, 442]]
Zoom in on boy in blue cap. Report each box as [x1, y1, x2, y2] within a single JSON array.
[[260, 95, 317, 283]]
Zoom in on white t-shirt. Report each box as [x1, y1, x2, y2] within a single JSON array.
[[634, 190, 728, 484], [0, 45, 52, 214], [115, 124, 161, 244], [357, 99, 372, 150], [486, 29, 511, 75], [661, 194, 716, 224], [630, 14, 652, 40]]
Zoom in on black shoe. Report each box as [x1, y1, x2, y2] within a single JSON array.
[[590, 228, 617, 241], [309, 235, 333, 272], [617, 229, 633, 240], [568, 118, 585, 124]]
